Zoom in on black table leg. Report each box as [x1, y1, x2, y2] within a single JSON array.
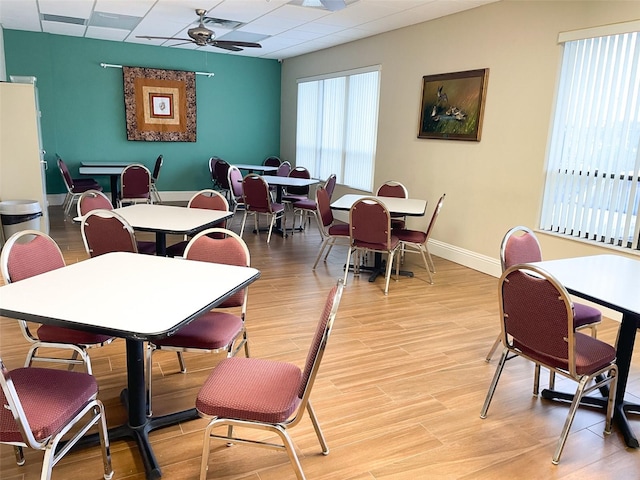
[[155, 232, 166, 256], [109, 175, 119, 207], [62, 339, 200, 479]]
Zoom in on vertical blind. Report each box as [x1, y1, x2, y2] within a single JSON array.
[[540, 30, 640, 250], [296, 68, 380, 192]]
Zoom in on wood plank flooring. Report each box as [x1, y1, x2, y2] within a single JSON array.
[[1, 204, 639, 479]]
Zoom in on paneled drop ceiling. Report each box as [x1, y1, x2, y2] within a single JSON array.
[[0, 0, 498, 60]]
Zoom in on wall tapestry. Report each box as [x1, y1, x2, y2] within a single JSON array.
[[418, 68, 489, 141], [123, 66, 196, 142]]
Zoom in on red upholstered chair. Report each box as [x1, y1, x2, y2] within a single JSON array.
[[119, 163, 152, 206], [195, 279, 344, 480], [213, 158, 231, 201], [480, 264, 618, 465], [344, 197, 400, 295], [282, 166, 311, 203], [150, 154, 163, 203], [312, 186, 350, 270], [165, 189, 229, 258], [227, 165, 246, 221], [77, 190, 156, 255], [81, 209, 156, 257], [485, 226, 602, 362], [147, 228, 251, 415], [293, 173, 337, 232], [263, 156, 281, 167], [56, 155, 103, 216], [276, 160, 291, 177], [0, 230, 115, 375], [376, 180, 409, 229], [393, 193, 445, 284], [240, 174, 285, 244], [0, 357, 113, 480]]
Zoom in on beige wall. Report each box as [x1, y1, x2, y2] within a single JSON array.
[[280, 1, 640, 275]]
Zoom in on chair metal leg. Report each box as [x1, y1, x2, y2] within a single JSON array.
[[419, 246, 433, 284], [383, 250, 395, 295], [313, 238, 330, 270], [480, 348, 508, 418], [239, 211, 248, 237], [343, 247, 353, 286], [13, 446, 24, 466], [552, 376, 589, 464], [306, 401, 329, 455], [485, 334, 502, 362]]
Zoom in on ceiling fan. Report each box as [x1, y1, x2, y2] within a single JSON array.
[[136, 9, 261, 52]]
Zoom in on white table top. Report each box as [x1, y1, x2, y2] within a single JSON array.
[[533, 254, 640, 317], [260, 176, 319, 188], [233, 163, 278, 173], [113, 204, 232, 235], [79, 165, 126, 175], [331, 194, 427, 216], [0, 252, 260, 339], [81, 162, 132, 167]]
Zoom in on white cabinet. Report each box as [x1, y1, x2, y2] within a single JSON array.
[[0, 81, 49, 238]]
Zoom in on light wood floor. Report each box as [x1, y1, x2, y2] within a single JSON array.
[[1, 205, 639, 479]]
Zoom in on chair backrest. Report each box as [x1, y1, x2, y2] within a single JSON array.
[[263, 156, 281, 167], [214, 159, 231, 190], [276, 161, 291, 177], [376, 181, 408, 199], [81, 209, 138, 257], [0, 230, 65, 284], [56, 155, 75, 191], [188, 189, 229, 229], [287, 166, 311, 195], [242, 174, 275, 213], [499, 264, 578, 375], [500, 225, 542, 272], [349, 197, 392, 248], [316, 186, 334, 230], [423, 193, 446, 239], [324, 174, 337, 200], [152, 155, 163, 182], [209, 156, 219, 182], [296, 279, 344, 405], [121, 164, 151, 201], [227, 166, 244, 199], [77, 189, 113, 217], [184, 228, 251, 308]]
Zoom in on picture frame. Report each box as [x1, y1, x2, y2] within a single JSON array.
[[418, 68, 489, 141], [123, 66, 196, 142]]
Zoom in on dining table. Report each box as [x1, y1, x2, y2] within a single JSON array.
[[257, 175, 320, 237], [532, 254, 640, 448], [232, 163, 279, 174], [79, 162, 132, 207], [0, 251, 261, 479], [111, 204, 232, 256], [330, 194, 428, 281]]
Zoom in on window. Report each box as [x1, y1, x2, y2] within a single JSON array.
[[296, 67, 380, 192], [540, 25, 640, 250]]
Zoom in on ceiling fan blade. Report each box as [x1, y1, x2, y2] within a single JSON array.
[[210, 42, 243, 52], [213, 40, 262, 49], [137, 35, 193, 42]]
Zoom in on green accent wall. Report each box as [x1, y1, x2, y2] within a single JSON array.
[[3, 30, 281, 195]]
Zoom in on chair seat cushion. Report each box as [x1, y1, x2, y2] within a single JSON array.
[[165, 240, 188, 258], [73, 177, 100, 186], [574, 302, 602, 329], [354, 236, 400, 251], [282, 194, 307, 203], [0, 368, 97, 443], [71, 182, 103, 194], [392, 228, 426, 244], [293, 199, 316, 210], [328, 223, 349, 236], [196, 357, 302, 423], [37, 325, 113, 346], [514, 332, 616, 376], [136, 240, 157, 255], [153, 311, 243, 350]]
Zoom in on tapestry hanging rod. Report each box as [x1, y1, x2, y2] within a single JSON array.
[[100, 63, 215, 78]]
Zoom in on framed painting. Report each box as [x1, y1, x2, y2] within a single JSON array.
[[418, 68, 489, 141], [123, 66, 196, 142]]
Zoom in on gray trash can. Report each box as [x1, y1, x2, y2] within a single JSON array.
[[0, 200, 43, 242]]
